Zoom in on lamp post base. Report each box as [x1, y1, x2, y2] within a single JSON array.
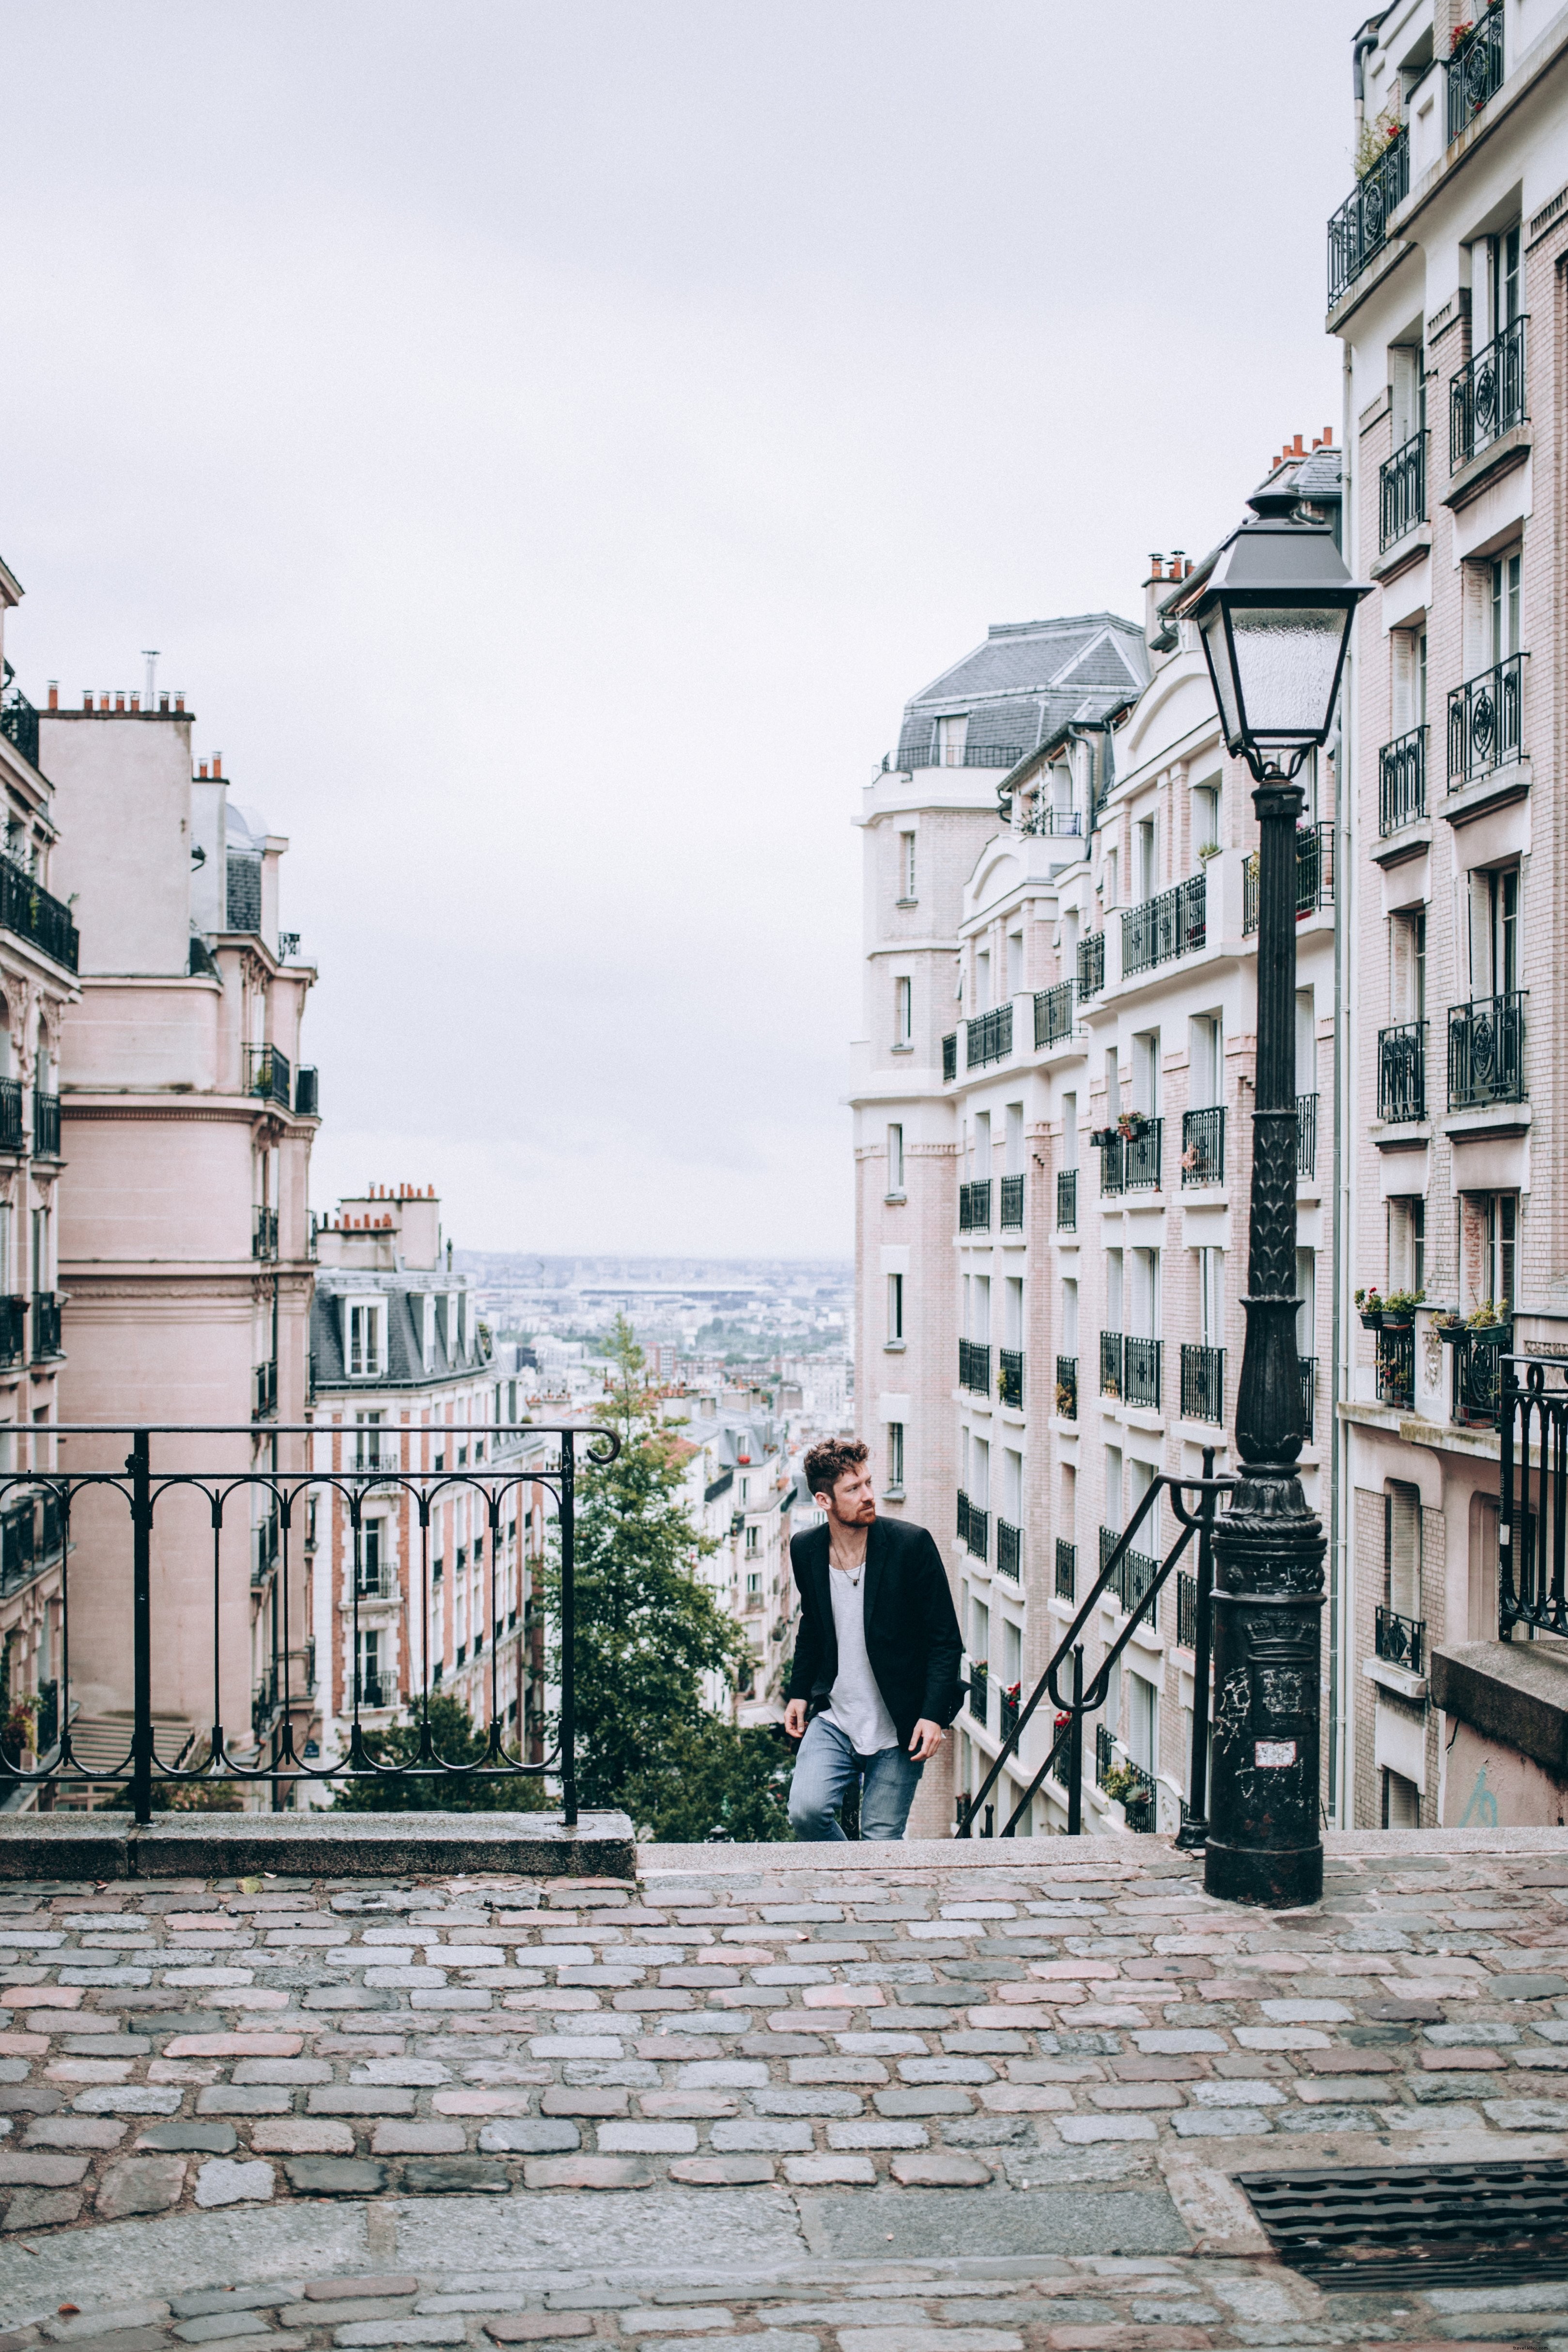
[[1203, 1833, 1322, 1909]]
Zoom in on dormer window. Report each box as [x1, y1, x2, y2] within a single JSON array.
[[936, 714, 968, 767], [347, 1301, 386, 1377]]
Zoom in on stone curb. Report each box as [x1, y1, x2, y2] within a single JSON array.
[[0, 1811, 636, 1881]]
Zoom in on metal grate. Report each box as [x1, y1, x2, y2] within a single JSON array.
[[1239, 2159, 1568, 2290]]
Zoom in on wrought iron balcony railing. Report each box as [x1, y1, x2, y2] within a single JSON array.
[[999, 1173, 1024, 1230], [998, 1683, 1020, 1742], [1123, 1335, 1162, 1409], [1022, 804, 1083, 840], [1121, 874, 1206, 977], [1076, 933, 1104, 1000], [1448, 990, 1525, 1109], [1380, 724, 1427, 834], [966, 1005, 1012, 1071], [1447, 7, 1506, 146], [893, 741, 1023, 771], [968, 1661, 989, 1724], [1243, 824, 1334, 935], [1055, 1355, 1077, 1420], [1180, 1342, 1223, 1424], [253, 1204, 279, 1259], [1100, 1331, 1122, 1402], [0, 1079, 22, 1155], [1448, 651, 1525, 784], [1453, 1321, 1509, 1428], [1327, 126, 1408, 308], [1377, 1324, 1415, 1409], [959, 1179, 992, 1232], [998, 1348, 1024, 1410], [942, 1032, 957, 1082], [0, 860, 78, 973], [1378, 1020, 1427, 1122], [246, 1043, 293, 1108], [966, 1505, 988, 1565], [1297, 1091, 1318, 1179], [1300, 1356, 1317, 1442], [0, 684, 40, 772], [1100, 1135, 1124, 1197], [958, 1339, 991, 1396], [0, 1296, 26, 1367], [1380, 430, 1426, 548], [1177, 1570, 1199, 1651], [1034, 981, 1074, 1048], [1376, 1604, 1425, 1674], [1055, 1537, 1075, 1601], [31, 1293, 61, 1361], [1122, 1118, 1162, 1191], [31, 1090, 59, 1159], [1181, 1105, 1224, 1187], [996, 1519, 1021, 1581], [1056, 1168, 1077, 1229]]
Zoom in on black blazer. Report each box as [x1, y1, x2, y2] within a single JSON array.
[[785, 1515, 964, 1748]]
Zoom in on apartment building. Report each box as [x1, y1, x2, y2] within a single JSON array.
[[309, 1185, 546, 1776], [675, 1407, 793, 1723], [0, 582, 82, 1773], [1328, 0, 1568, 1827]]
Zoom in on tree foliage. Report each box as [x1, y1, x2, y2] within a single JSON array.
[[330, 1690, 551, 1812]]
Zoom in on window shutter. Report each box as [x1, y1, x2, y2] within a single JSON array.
[[1387, 1483, 1422, 1619]]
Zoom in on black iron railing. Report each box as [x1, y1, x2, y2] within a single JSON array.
[[1121, 875, 1206, 977], [1300, 1356, 1317, 1441], [1448, 990, 1526, 1108], [1180, 1343, 1223, 1424], [1055, 1537, 1075, 1600], [958, 1338, 991, 1396], [253, 1205, 279, 1259], [1380, 724, 1428, 834], [1379, 1020, 1427, 1122], [1502, 1358, 1568, 1639], [0, 1295, 26, 1367], [1112, 1542, 1160, 1628], [999, 1173, 1024, 1229], [0, 860, 78, 973], [254, 1359, 279, 1418], [1453, 1321, 1510, 1427], [1296, 821, 1334, 916], [1127, 1117, 1163, 1191], [1376, 1605, 1425, 1674], [1024, 805, 1084, 840], [1449, 652, 1525, 784], [1447, 8, 1506, 145], [1380, 431, 1426, 548], [31, 1293, 61, 1361], [1056, 1168, 1077, 1229], [1056, 1355, 1077, 1420], [1100, 1135, 1124, 1197], [999, 1684, 1020, 1742], [0, 1079, 22, 1154], [966, 1006, 1012, 1070], [998, 1348, 1024, 1409], [295, 1066, 320, 1118], [996, 1519, 1021, 1580], [894, 742, 1023, 771], [246, 1044, 293, 1108], [1100, 1330, 1122, 1401], [959, 1179, 992, 1232], [1077, 933, 1104, 1000], [956, 1489, 969, 1547], [1035, 981, 1074, 1047], [942, 1033, 957, 1081], [968, 1661, 989, 1723], [0, 685, 40, 772], [1377, 1324, 1415, 1409], [0, 1420, 605, 1822], [1297, 1091, 1318, 1179], [1327, 126, 1408, 308], [1182, 1105, 1224, 1187], [31, 1090, 58, 1158], [965, 1504, 988, 1563], [1124, 1335, 1161, 1408], [1177, 1570, 1198, 1651]]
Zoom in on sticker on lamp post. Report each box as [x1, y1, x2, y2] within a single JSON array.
[[1255, 1739, 1298, 1768]]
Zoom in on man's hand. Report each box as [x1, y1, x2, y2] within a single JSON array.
[[908, 1718, 945, 1763], [784, 1699, 808, 1741]]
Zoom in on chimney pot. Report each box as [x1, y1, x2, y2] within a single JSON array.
[[98, 693, 109, 712], [1323, 424, 1333, 444], [130, 693, 140, 713], [212, 752, 222, 778], [199, 761, 208, 779], [159, 694, 169, 712], [47, 685, 58, 712], [81, 691, 91, 710]]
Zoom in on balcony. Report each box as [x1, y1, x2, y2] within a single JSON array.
[[295, 1066, 320, 1118], [1056, 1168, 1077, 1230], [1101, 1529, 1160, 1630], [0, 1295, 26, 1367], [999, 1173, 1024, 1230], [1100, 1134, 1124, 1198], [1380, 431, 1426, 549], [0, 860, 78, 974], [966, 1006, 1012, 1071], [1377, 1324, 1415, 1409], [1023, 804, 1084, 841], [1123, 1336, 1162, 1409], [998, 1683, 1020, 1743], [1076, 933, 1104, 1001], [1055, 1355, 1077, 1420], [1181, 1105, 1224, 1188], [998, 1348, 1024, 1410], [966, 1501, 988, 1563], [1243, 825, 1334, 934], [1452, 1321, 1509, 1428], [1300, 1355, 1317, 1442], [1177, 1571, 1199, 1651], [253, 1204, 279, 1260], [1376, 1605, 1425, 1675], [0, 685, 40, 772], [894, 741, 1022, 771], [254, 1358, 279, 1419], [1448, 652, 1524, 785], [1100, 1331, 1122, 1402], [996, 1519, 1021, 1581], [1327, 125, 1408, 310], [30, 1293, 61, 1362], [1123, 1117, 1162, 1191], [1034, 981, 1074, 1048], [1179, 1342, 1223, 1424], [1297, 1092, 1318, 1179], [1379, 724, 1427, 838], [959, 1179, 992, 1232], [1120, 874, 1206, 978], [958, 1339, 991, 1396], [246, 1043, 293, 1108], [942, 1033, 957, 1082], [968, 1661, 989, 1725], [1447, 7, 1506, 146], [1378, 1020, 1427, 1122], [1448, 990, 1525, 1110], [31, 1090, 59, 1159], [1055, 1537, 1076, 1600], [0, 1080, 22, 1155]]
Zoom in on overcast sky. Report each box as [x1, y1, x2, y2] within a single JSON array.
[[0, 1, 1366, 1259]]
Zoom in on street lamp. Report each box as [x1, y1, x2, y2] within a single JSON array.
[[1190, 483, 1368, 1908]]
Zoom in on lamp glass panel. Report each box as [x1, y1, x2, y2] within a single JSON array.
[[1226, 603, 1349, 744], [1199, 607, 1242, 746]]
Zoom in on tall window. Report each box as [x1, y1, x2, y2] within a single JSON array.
[[886, 1422, 904, 1492], [354, 1410, 387, 1470], [1197, 1247, 1224, 1348], [354, 1627, 381, 1708], [357, 1520, 384, 1598], [1003, 1276, 1023, 1349], [1128, 1672, 1158, 1777], [886, 1272, 904, 1342], [1482, 1192, 1517, 1311], [1389, 1197, 1425, 1295], [348, 1302, 384, 1377], [1191, 1014, 1223, 1106], [1006, 930, 1024, 994], [1471, 867, 1519, 997], [1385, 1482, 1422, 1622], [894, 976, 913, 1048], [899, 831, 916, 899], [1002, 1448, 1022, 1526], [30, 1207, 47, 1293], [1061, 1276, 1078, 1354], [1490, 550, 1522, 665], [886, 1123, 904, 1195], [1192, 782, 1219, 859], [1488, 223, 1521, 341], [936, 714, 968, 766], [1391, 909, 1426, 1023]]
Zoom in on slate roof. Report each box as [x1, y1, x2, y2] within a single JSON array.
[[893, 613, 1149, 768], [310, 1278, 488, 1392]]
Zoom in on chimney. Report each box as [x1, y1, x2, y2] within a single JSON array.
[[1143, 553, 1171, 652], [174, 693, 185, 712], [198, 761, 208, 779], [98, 692, 109, 712], [212, 752, 222, 778], [159, 694, 170, 713], [80, 691, 91, 711], [46, 685, 57, 712], [130, 693, 140, 713]]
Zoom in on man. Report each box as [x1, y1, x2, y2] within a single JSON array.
[[784, 1435, 963, 1841]]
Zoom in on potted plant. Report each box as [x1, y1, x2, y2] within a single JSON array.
[[1434, 1309, 1465, 1344], [1450, 20, 1475, 53], [1197, 839, 1222, 863], [1354, 104, 1403, 177], [1116, 1110, 1147, 1142], [1355, 1287, 1386, 1331], [1088, 1126, 1115, 1149], [1467, 1296, 1510, 1329], [2, 1694, 36, 1773], [1380, 1289, 1424, 1332]]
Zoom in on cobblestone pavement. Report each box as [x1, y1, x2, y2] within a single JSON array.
[[7, 1834, 1568, 2344]]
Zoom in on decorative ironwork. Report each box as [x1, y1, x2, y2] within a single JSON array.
[[966, 1005, 1012, 1070], [253, 1204, 279, 1259], [999, 1683, 1020, 1742], [1378, 1020, 1427, 1121], [1121, 874, 1206, 976], [1124, 1335, 1162, 1408], [1056, 1168, 1077, 1229], [942, 1032, 957, 1081], [1300, 1356, 1317, 1441], [958, 1178, 992, 1231], [1182, 1105, 1224, 1187], [1124, 1117, 1163, 1191], [1099, 1330, 1122, 1401], [30, 1293, 61, 1361], [1034, 981, 1074, 1047], [0, 860, 78, 973], [966, 1503, 988, 1562], [31, 1089, 59, 1158], [1380, 431, 1426, 548], [1178, 1569, 1199, 1651], [1453, 1322, 1510, 1427], [1377, 1324, 1415, 1408], [996, 1519, 1021, 1579], [893, 741, 1022, 772], [999, 1173, 1024, 1229], [246, 1043, 293, 1108], [0, 1080, 22, 1154], [1449, 652, 1525, 783], [1055, 1355, 1077, 1420], [1023, 804, 1083, 840], [0, 684, 40, 772], [1375, 1604, 1425, 1673], [1447, 7, 1506, 145], [1296, 821, 1334, 915], [1055, 1537, 1075, 1599], [968, 1661, 989, 1722], [1180, 1342, 1224, 1424], [1297, 1091, 1318, 1178], [958, 1339, 991, 1396], [1327, 127, 1408, 308], [1380, 724, 1427, 833], [0, 1295, 26, 1367], [1099, 1136, 1124, 1197], [295, 1066, 320, 1118], [998, 1348, 1024, 1409], [1502, 1358, 1568, 1640], [1077, 933, 1104, 999], [1448, 990, 1526, 1108]]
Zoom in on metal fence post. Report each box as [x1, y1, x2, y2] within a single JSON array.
[[560, 1432, 577, 1827], [1177, 1448, 1217, 1850], [129, 1430, 153, 1826], [1066, 1646, 1084, 1836]]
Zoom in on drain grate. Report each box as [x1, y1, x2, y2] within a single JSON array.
[[1238, 2158, 1568, 2290]]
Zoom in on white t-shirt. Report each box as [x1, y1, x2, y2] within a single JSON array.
[[822, 1562, 899, 1756]]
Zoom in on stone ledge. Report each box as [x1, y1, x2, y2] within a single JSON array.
[[1432, 1638, 1568, 1777], [0, 1809, 635, 1881]]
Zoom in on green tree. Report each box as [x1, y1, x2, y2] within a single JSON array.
[[558, 1313, 792, 1841], [330, 1690, 551, 1812]]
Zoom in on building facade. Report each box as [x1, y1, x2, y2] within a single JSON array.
[[673, 1403, 793, 1724]]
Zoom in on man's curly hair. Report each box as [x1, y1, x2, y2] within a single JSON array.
[[804, 1436, 869, 1502]]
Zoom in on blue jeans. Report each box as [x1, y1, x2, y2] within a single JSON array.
[[788, 1713, 923, 1841]]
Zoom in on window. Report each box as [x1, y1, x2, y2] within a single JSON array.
[[347, 1302, 384, 1378], [1128, 1672, 1158, 1777], [936, 714, 968, 766], [970, 1274, 990, 1342], [1390, 337, 1426, 446], [1191, 1014, 1223, 1108], [886, 1123, 904, 1196], [899, 831, 917, 901], [1471, 1496, 1500, 1641], [1132, 1030, 1159, 1116], [973, 1109, 992, 1176], [968, 1434, 989, 1508], [357, 1521, 384, 1598], [1470, 866, 1519, 997], [886, 1422, 904, 1493], [1197, 1248, 1224, 1348], [1483, 1192, 1517, 1312], [1383, 1770, 1420, 1829], [1134, 816, 1156, 900], [1103, 846, 1118, 909], [1192, 782, 1219, 859], [1296, 990, 1315, 1099], [1385, 1482, 1422, 1621], [1060, 1277, 1078, 1353], [1003, 1276, 1023, 1349], [1490, 549, 1522, 665], [1488, 223, 1521, 342], [1129, 1246, 1159, 1341], [886, 1272, 903, 1343], [745, 1524, 759, 1554], [975, 949, 991, 1010], [1391, 908, 1426, 1022], [1295, 1247, 1315, 1357], [1389, 1197, 1425, 1296], [1395, 626, 1427, 731], [354, 1410, 387, 1471], [1061, 1091, 1078, 1168], [894, 975, 913, 1049], [1001, 1447, 1022, 1524], [1103, 1048, 1121, 1121], [1005, 1102, 1024, 1175], [30, 1206, 47, 1291], [354, 1627, 381, 1708]]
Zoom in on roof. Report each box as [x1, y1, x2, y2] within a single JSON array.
[[310, 1277, 489, 1392], [894, 614, 1149, 768], [1156, 447, 1345, 639]]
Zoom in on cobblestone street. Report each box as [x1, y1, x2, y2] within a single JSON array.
[[5, 1832, 1568, 2347]]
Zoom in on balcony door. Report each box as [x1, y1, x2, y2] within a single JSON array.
[[1129, 1246, 1159, 1343], [1191, 1013, 1223, 1109], [1490, 551, 1521, 667], [937, 713, 968, 767], [1487, 225, 1521, 344], [1469, 866, 1518, 998], [1134, 817, 1156, 903], [1390, 908, 1426, 1023], [1197, 1247, 1224, 1349], [1390, 338, 1426, 447], [1385, 1482, 1422, 1623]]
